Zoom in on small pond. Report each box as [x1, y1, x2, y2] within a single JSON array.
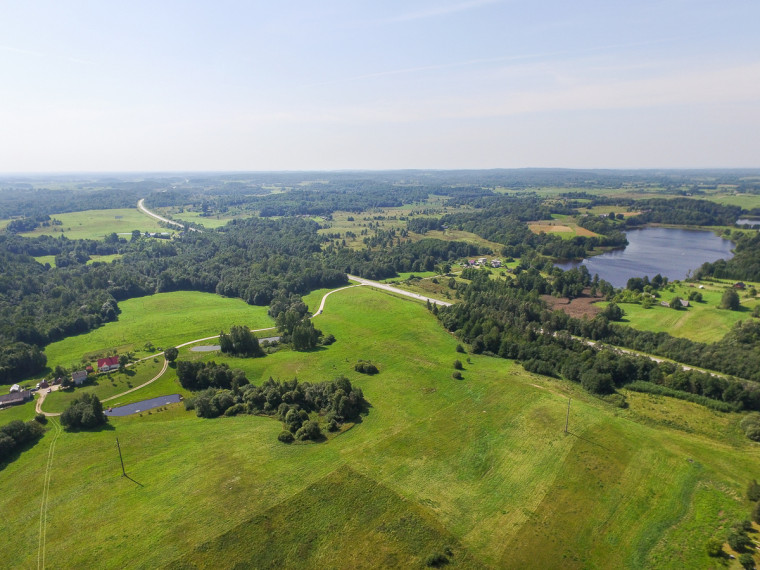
[[555, 227, 734, 288]]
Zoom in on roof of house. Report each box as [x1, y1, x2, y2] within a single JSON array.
[[72, 370, 88, 380], [97, 356, 120, 367], [0, 390, 32, 406]]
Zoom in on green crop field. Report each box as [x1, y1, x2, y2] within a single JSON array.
[[610, 281, 759, 343], [43, 291, 274, 370], [3, 286, 759, 568], [19, 208, 172, 240]]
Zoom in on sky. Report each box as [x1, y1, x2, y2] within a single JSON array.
[[1, 0, 759, 172]]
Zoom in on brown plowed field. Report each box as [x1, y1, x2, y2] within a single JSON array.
[[541, 289, 602, 318]]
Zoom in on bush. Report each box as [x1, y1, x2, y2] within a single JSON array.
[[752, 500, 760, 524], [223, 403, 246, 417], [354, 360, 379, 375], [0, 420, 45, 463], [453, 360, 463, 370], [34, 413, 47, 424], [705, 537, 723, 557], [721, 288, 741, 311], [728, 529, 751, 552], [455, 344, 465, 353], [425, 552, 449, 567], [277, 430, 294, 443], [740, 553, 756, 570], [452, 371, 462, 380], [295, 420, 322, 441]]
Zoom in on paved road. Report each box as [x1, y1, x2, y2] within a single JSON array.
[[347, 274, 452, 307], [137, 198, 200, 232], [313, 284, 361, 315]]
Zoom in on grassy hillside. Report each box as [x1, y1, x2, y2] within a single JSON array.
[[43, 291, 274, 370], [610, 281, 759, 343], [2, 286, 758, 568]]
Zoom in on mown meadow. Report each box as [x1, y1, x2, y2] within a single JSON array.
[[606, 280, 759, 344], [43, 291, 274, 370], [1, 286, 759, 568], [19, 208, 171, 240]]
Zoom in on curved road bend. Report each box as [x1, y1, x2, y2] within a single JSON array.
[[137, 198, 200, 232]]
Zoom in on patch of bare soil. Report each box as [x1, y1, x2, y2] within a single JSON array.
[[541, 288, 603, 318]]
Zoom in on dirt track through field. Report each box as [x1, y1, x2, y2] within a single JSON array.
[[38, 417, 61, 570]]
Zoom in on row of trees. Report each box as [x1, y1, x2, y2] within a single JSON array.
[[435, 265, 760, 408]]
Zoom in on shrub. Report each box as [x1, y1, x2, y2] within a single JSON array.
[[728, 529, 751, 552], [277, 430, 294, 443], [354, 360, 379, 375], [425, 552, 449, 567], [740, 553, 756, 569], [752, 500, 760, 524], [453, 360, 463, 370], [455, 344, 465, 353], [705, 537, 723, 557], [721, 288, 741, 311], [452, 371, 462, 380], [295, 420, 322, 441], [223, 403, 246, 417], [34, 413, 47, 424]]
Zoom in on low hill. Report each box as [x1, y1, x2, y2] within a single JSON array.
[[2, 286, 758, 568]]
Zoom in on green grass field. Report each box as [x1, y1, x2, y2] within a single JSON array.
[[20, 208, 172, 240], [611, 282, 759, 343], [33, 253, 123, 268], [155, 208, 243, 229], [43, 291, 274, 370], [2, 286, 759, 568], [43, 358, 168, 413]]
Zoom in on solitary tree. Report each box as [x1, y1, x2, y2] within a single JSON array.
[[721, 288, 741, 311], [164, 347, 179, 363]]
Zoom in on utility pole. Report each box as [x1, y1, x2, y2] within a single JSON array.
[[116, 437, 126, 476], [564, 398, 571, 434]]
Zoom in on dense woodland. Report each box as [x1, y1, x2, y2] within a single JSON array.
[[437, 267, 760, 410], [2, 170, 760, 390]]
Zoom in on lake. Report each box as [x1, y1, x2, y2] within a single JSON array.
[[555, 227, 734, 288]]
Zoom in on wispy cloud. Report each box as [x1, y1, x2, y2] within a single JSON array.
[[303, 37, 682, 89], [258, 61, 760, 127]]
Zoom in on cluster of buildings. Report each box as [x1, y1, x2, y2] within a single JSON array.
[[1, 355, 123, 409], [465, 257, 502, 268]]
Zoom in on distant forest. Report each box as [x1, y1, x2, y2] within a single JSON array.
[[2, 170, 760, 399]]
